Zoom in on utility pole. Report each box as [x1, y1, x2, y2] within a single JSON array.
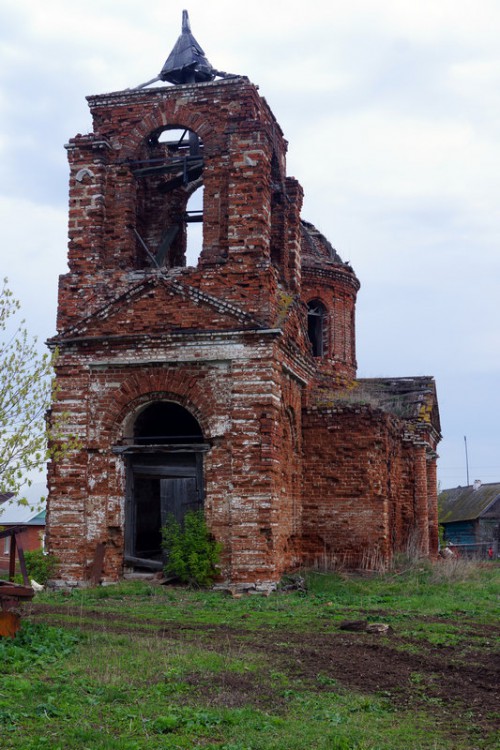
[[464, 435, 470, 486]]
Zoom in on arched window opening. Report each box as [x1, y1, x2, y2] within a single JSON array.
[[307, 300, 328, 357], [134, 401, 204, 445], [154, 128, 200, 151], [133, 126, 204, 269], [186, 185, 204, 266]]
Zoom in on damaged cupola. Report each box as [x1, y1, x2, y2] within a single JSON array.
[[159, 10, 215, 84]]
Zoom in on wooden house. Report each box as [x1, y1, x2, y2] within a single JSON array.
[[438, 481, 500, 557]]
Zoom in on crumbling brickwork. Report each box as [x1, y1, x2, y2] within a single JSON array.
[[47, 66, 440, 589], [302, 405, 438, 568]]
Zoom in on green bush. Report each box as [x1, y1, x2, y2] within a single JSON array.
[[161, 510, 222, 587], [23, 548, 59, 585]]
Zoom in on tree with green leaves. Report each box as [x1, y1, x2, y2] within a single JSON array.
[[162, 510, 222, 587], [0, 279, 62, 508]]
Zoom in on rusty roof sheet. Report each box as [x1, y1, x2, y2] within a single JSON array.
[[438, 483, 500, 523], [356, 376, 440, 430]]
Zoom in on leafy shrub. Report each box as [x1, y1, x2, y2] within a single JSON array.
[[0, 622, 78, 673], [23, 548, 59, 585], [161, 510, 222, 587]]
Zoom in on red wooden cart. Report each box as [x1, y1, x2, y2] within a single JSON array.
[[0, 525, 35, 636]]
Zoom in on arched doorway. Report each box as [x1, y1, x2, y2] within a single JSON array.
[[123, 402, 206, 570]]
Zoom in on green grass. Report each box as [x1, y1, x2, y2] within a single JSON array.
[[0, 561, 498, 749]]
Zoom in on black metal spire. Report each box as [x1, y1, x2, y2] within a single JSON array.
[[159, 10, 215, 85]]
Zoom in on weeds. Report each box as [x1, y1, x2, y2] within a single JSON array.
[[0, 622, 78, 672], [162, 509, 222, 587], [428, 556, 487, 583], [0, 562, 497, 749]]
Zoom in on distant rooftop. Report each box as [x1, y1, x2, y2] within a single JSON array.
[[439, 482, 500, 523], [0, 482, 47, 525]]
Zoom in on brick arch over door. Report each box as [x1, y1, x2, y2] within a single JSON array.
[[98, 367, 216, 446], [96, 367, 222, 572]]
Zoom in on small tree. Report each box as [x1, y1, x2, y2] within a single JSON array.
[[0, 279, 67, 509], [162, 510, 222, 587], [23, 548, 59, 585]]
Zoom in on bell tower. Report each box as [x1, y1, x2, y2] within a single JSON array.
[[48, 13, 310, 587], [57, 11, 305, 335]]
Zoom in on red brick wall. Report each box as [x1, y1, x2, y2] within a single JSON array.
[[302, 405, 435, 568], [47, 334, 309, 584], [47, 73, 439, 588]]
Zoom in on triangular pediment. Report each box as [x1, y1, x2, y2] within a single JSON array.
[[53, 276, 265, 342]]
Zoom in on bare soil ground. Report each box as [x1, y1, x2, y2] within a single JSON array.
[[28, 603, 500, 743]]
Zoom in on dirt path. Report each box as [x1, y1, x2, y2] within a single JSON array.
[[28, 603, 500, 740]]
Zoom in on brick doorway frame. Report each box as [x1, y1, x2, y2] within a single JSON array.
[[121, 401, 207, 572]]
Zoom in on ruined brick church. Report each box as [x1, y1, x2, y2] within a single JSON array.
[[46, 13, 441, 589]]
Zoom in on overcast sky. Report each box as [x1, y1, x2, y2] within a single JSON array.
[[1, 0, 499, 490]]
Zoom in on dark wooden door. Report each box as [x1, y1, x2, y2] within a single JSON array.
[[134, 475, 162, 560], [125, 453, 203, 569], [160, 477, 199, 526]]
